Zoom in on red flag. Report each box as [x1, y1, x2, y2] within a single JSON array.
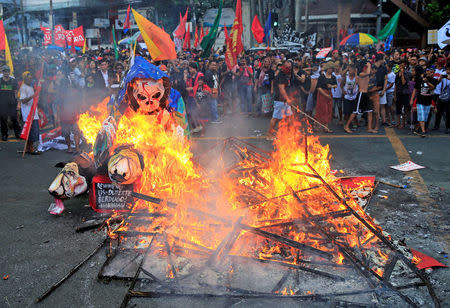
[[194, 26, 199, 48], [200, 25, 205, 42], [230, 0, 243, 57], [251, 15, 264, 44], [224, 25, 235, 70], [205, 28, 209, 36], [183, 23, 191, 50], [123, 5, 131, 33], [173, 7, 188, 39], [20, 66, 44, 140]]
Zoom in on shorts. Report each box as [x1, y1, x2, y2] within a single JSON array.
[[272, 101, 293, 119], [395, 94, 409, 115], [353, 92, 373, 114], [379, 92, 387, 105], [61, 122, 80, 138], [343, 98, 357, 115], [386, 92, 394, 106], [416, 104, 431, 122]]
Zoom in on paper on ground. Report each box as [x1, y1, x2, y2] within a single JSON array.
[[390, 160, 425, 172]]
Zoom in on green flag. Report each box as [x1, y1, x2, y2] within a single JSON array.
[[378, 9, 401, 41], [200, 0, 223, 58], [112, 25, 119, 60]]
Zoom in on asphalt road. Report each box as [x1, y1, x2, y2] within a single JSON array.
[[0, 115, 449, 307]]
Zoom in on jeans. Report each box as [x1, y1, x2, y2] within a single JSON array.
[[210, 98, 219, 121], [240, 85, 253, 113]]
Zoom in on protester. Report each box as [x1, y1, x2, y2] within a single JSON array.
[[315, 62, 337, 131], [411, 67, 438, 137], [433, 63, 450, 133], [267, 60, 294, 140], [0, 65, 21, 141], [19, 71, 40, 154]]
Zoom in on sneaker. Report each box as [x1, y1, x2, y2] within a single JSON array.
[[211, 120, 223, 124], [191, 125, 203, 133]]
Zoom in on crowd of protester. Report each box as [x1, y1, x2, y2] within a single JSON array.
[[0, 44, 449, 154]]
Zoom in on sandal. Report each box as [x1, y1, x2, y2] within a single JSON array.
[[344, 127, 353, 134]]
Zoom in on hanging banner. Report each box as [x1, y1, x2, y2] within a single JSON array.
[[41, 26, 52, 46], [65, 26, 85, 47]]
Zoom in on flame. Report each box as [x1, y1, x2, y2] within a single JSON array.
[[78, 101, 391, 271]]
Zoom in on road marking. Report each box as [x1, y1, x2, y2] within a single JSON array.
[[0, 139, 21, 143], [385, 127, 435, 207], [192, 134, 450, 141]]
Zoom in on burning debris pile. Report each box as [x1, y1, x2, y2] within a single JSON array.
[[76, 105, 439, 307]]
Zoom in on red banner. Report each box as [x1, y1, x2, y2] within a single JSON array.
[[54, 25, 66, 47], [20, 66, 44, 140], [41, 26, 52, 46], [65, 26, 85, 47]]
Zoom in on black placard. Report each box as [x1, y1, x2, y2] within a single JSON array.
[[94, 182, 134, 210]]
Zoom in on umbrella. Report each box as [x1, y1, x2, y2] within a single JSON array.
[[340, 33, 378, 46]]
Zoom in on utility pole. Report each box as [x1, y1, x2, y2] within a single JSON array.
[[50, 0, 54, 44], [376, 0, 382, 36], [20, 0, 26, 45], [295, 0, 301, 32], [305, 0, 309, 33]]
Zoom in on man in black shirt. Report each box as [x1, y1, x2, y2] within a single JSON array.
[[0, 66, 21, 141], [410, 67, 438, 137], [266, 60, 294, 140]]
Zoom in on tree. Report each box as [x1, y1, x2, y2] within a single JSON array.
[[426, 0, 450, 29]]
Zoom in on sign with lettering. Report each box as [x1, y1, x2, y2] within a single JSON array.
[[89, 174, 133, 212]]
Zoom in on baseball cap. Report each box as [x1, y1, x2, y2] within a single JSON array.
[[1, 65, 10, 72]]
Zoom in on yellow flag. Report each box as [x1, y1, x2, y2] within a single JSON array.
[[82, 39, 87, 54], [4, 35, 13, 74]]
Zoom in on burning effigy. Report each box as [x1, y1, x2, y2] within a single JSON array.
[[46, 57, 438, 307]]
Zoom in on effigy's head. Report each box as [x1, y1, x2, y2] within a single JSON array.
[[128, 78, 168, 115], [117, 56, 170, 115]]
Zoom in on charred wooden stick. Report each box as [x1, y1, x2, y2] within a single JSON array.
[[240, 224, 333, 260], [207, 217, 243, 266], [247, 185, 323, 207], [287, 169, 321, 179], [229, 255, 345, 281], [131, 192, 177, 208], [36, 238, 107, 303], [272, 269, 292, 293], [292, 106, 332, 132], [257, 210, 351, 229], [114, 231, 159, 237], [378, 180, 407, 189], [383, 254, 399, 281]]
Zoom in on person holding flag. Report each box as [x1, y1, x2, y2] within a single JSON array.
[[19, 71, 40, 154]]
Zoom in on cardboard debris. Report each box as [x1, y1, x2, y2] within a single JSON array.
[[390, 161, 425, 172]]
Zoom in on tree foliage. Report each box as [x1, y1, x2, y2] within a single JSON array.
[[426, 0, 450, 28]]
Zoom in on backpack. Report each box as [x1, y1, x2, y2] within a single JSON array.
[[439, 79, 450, 102]]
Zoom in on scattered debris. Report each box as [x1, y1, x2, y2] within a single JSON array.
[[2, 275, 9, 280]]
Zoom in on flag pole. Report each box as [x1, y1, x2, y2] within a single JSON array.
[[21, 62, 44, 158]]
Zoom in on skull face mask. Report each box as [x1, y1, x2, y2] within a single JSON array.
[[131, 79, 165, 115]]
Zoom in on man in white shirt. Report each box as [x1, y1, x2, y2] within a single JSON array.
[[383, 62, 396, 125], [19, 71, 40, 154]]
